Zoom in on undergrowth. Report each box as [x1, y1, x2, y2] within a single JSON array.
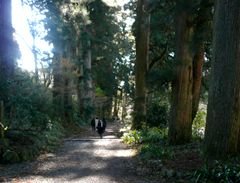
[[193, 158, 240, 183], [121, 125, 174, 165]]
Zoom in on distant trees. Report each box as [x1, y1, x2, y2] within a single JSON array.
[[204, 0, 240, 159], [27, 0, 133, 121]]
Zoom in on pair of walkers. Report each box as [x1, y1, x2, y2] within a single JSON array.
[[91, 117, 107, 138]]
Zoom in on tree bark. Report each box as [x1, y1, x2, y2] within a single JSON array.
[[192, 0, 213, 121], [52, 55, 64, 116], [168, 0, 194, 145], [0, 0, 14, 77], [203, 0, 240, 159], [192, 48, 204, 121], [86, 40, 93, 105], [132, 0, 150, 129], [76, 45, 84, 117]]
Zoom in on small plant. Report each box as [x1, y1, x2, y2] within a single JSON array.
[[121, 130, 142, 145], [141, 127, 168, 143], [192, 108, 207, 139], [139, 143, 174, 160], [193, 159, 240, 183]]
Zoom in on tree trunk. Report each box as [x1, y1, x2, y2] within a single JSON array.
[[52, 55, 63, 116], [203, 0, 240, 159], [132, 0, 150, 129], [113, 97, 118, 117], [192, 0, 213, 121], [76, 45, 84, 117], [86, 40, 93, 104], [168, 1, 194, 145], [192, 48, 204, 121], [0, 0, 14, 77]]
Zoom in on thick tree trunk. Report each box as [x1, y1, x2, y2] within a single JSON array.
[[0, 0, 14, 77], [52, 55, 64, 116], [192, 46, 204, 121], [132, 0, 150, 129], [168, 1, 194, 145], [192, 0, 213, 121], [203, 0, 240, 159], [76, 45, 84, 117]]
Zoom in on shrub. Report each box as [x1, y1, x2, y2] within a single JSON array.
[[121, 129, 142, 145], [139, 143, 174, 160], [192, 108, 207, 139], [193, 159, 240, 183], [146, 102, 170, 128]]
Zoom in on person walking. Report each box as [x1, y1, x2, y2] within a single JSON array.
[[97, 119, 105, 138], [95, 117, 99, 129], [91, 118, 95, 131], [102, 118, 107, 132]]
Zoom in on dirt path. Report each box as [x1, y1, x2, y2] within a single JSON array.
[[1, 122, 165, 183]]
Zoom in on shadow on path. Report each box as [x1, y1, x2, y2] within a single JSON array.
[[1, 122, 165, 183]]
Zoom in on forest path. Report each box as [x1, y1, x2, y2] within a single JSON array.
[[2, 122, 165, 183]]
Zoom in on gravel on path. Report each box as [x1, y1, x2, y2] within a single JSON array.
[[0, 122, 165, 183]]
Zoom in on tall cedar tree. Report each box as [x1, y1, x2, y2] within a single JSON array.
[[0, 0, 14, 77], [168, 0, 195, 145], [132, 0, 150, 129], [192, 0, 213, 121], [168, 0, 213, 145], [204, 0, 240, 159]]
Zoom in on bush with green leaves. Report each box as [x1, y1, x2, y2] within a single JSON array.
[[139, 143, 174, 160], [146, 102, 170, 128], [121, 124, 173, 163], [1, 69, 65, 156], [121, 129, 142, 145], [193, 159, 240, 183], [192, 108, 207, 139]]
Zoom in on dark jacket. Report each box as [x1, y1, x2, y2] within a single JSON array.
[[91, 118, 95, 127], [97, 121, 105, 134]]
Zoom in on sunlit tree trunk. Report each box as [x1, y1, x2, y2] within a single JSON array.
[[86, 40, 93, 105], [168, 0, 194, 145], [132, 0, 150, 129], [76, 44, 84, 117], [204, 0, 240, 159]]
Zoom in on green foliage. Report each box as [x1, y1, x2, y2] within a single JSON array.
[[32, 119, 65, 154], [83, 104, 96, 121], [121, 125, 173, 163], [0, 68, 65, 157], [121, 129, 142, 145], [95, 87, 106, 97], [193, 159, 240, 183], [146, 102, 170, 128], [141, 127, 168, 143], [192, 108, 206, 139], [139, 143, 174, 160]]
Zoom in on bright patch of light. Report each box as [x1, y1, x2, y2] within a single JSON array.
[[12, 0, 52, 71]]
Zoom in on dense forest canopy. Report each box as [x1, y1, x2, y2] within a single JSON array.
[[0, 0, 239, 170]]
